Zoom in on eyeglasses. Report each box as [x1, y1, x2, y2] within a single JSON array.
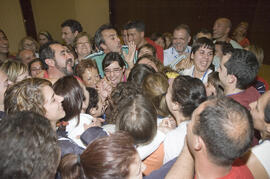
[[104, 68, 122, 75]]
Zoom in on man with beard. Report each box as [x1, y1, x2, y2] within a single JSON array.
[[164, 24, 192, 69], [40, 42, 74, 80]]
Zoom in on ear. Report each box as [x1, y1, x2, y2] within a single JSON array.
[[194, 136, 203, 151], [89, 107, 97, 116], [188, 36, 191, 43], [141, 31, 145, 38], [191, 52, 194, 60], [45, 59, 55, 67], [228, 74, 237, 85], [172, 101, 181, 111], [100, 43, 107, 51]]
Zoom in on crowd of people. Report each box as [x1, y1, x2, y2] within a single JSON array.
[[0, 17, 269, 179]]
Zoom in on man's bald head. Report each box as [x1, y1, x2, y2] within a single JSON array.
[[213, 18, 232, 41]]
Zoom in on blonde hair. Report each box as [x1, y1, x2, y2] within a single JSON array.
[[4, 78, 52, 115], [248, 44, 264, 67], [142, 72, 170, 117], [18, 36, 39, 52], [0, 60, 28, 83]]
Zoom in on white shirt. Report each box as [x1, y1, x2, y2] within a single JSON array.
[[164, 46, 191, 69], [181, 65, 212, 84], [252, 140, 270, 177]]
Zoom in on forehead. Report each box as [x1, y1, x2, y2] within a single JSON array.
[[31, 61, 42, 67], [127, 28, 139, 34], [20, 49, 34, 56], [215, 19, 228, 27], [50, 44, 64, 52], [196, 46, 214, 53], [24, 39, 34, 44], [62, 26, 72, 33], [105, 61, 121, 69], [77, 36, 89, 42], [173, 29, 189, 38], [102, 29, 117, 37]]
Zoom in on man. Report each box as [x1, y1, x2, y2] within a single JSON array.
[[0, 111, 60, 178], [218, 48, 260, 110], [85, 24, 135, 78], [0, 69, 10, 118], [17, 49, 36, 65], [40, 42, 74, 79], [193, 28, 212, 44], [0, 29, 10, 63], [213, 18, 242, 49], [61, 19, 83, 46], [164, 24, 192, 68], [126, 20, 164, 63]]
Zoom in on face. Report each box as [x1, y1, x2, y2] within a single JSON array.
[[61, 26, 76, 45], [218, 53, 231, 86], [205, 82, 216, 96], [0, 70, 9, 105], [213, 19, 229, 39], [127, 153, 143, 179], [90, 96, 106, 117], [138, 47, 154, 58], [75, 36, 92, 57], [30, 61, 44, 77], [78, 79, 90, 113], [101, 29, 121, 53], [38, 34, 49, 46], [172, 29, 191, 54], [0, 31, 9, 54], [42, 85, 65, 121], [155, 37, 165, 49], [121, 29, 128, 45], [50, 44, 73, 75], [127, 28, 144, 47], [23, 39, 36, 52], [82, 67, 100, 88], [165, 36, 172, 48], [137, 58, 158, 72], [249, 91, 270, 132], [19, 50, 36, 65], [192, 46, 214, 73], [234, 24, 247, 36], [104, 61, 124, 87], [16, 70, 30, 83]]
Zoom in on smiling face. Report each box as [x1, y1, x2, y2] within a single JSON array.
[[82, 67, 100, 88], [42, 85, 65, 122], [104, 61, 125, 87], [75, 36, 92, 58], [172, 29, 191, 55], [0, 31, 9, 54], [213, 18, 230, 40], [249, 91, 270, 132], [23, 39, 36, 52], [192, 46, 214, 73]]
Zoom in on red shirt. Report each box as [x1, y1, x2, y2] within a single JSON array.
[[145, 37, 164, 64]]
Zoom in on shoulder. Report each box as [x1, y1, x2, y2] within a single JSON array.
[[86, 51, 105, 60]]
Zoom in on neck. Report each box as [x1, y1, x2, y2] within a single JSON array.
[[216, 35, 229, 42], [50, 121, 56, 131], [193, 68, 206, 79], [174, 112, 190, 125], [48, 67, 65, 79], [195, 157, 232, 179], [224, 87, 243, 96], [0, 53, 8, 62], [0, 104, 4, 111], [137, 38, 147, 49]]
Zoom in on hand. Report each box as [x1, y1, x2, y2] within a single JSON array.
[[158, 117, 176, 134], [175, 54, 193, 71], [97, 79, 113, 101], [123, 41, 136, 68]]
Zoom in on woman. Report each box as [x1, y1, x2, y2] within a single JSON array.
[[232, 22, 250, 48], [74, 32, 92, 63], [53, 75, 96, 149], [28, 58, 47, 77], [38, 31, 53, 46], [59, 132, 143, 179], [243, 90, 270, 178], [4, 78, 84, 157], [0, 59, 29, 85], [181, 37, 214, 84], [18, 36, 39, 56]]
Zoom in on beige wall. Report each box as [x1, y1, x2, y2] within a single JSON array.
[[0, 0, 26, 54], [32, 0, 109, 42]]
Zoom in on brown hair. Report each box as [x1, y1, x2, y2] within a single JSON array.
[[59, 132, 137, 179], [53, 75, 84, 123], [142, 72, 170, 117], [18, 36, 39, 52], [75, 59, 98, 79], [4, 78, 52, 115], [115, 94, 157, 145]]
